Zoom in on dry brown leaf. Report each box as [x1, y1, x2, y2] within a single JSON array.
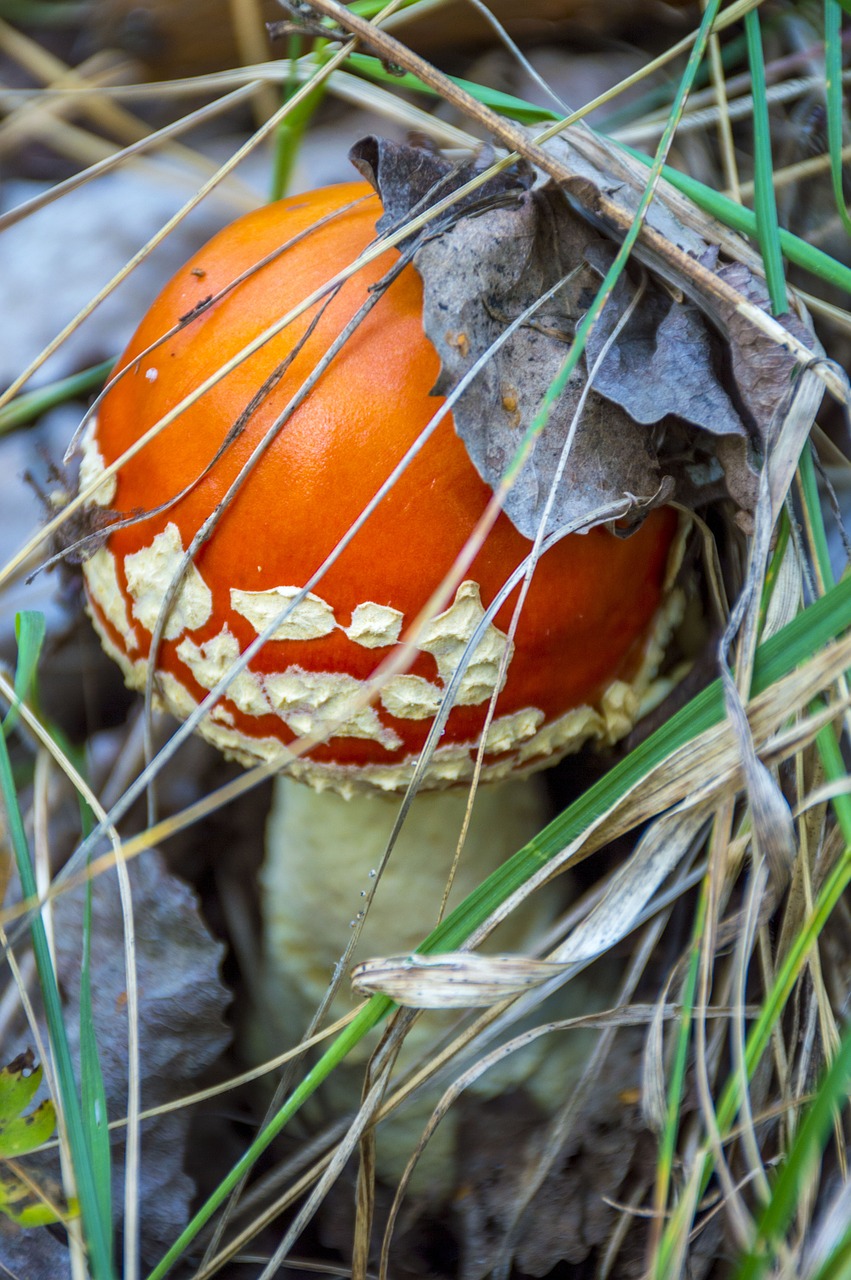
[[1, 850, 230, 1269], [349, 134, 821, 540]]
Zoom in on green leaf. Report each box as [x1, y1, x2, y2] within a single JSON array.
[[0, 1052, 67, 1227], [0, 1098, 57, 1158], [0, 1054, 56, 1157], [0, 1053, 42, 1124], [0, 1169, 68, 1227]]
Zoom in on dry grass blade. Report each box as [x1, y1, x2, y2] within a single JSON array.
[[350, 951, 570, 1007]]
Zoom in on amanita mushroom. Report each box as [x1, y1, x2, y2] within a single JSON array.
[[78, 180, 682, 1123]]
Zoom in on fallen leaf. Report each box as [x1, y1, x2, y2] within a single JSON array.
[[349, 135, 819, 540], [0, 849, 230, 1269]]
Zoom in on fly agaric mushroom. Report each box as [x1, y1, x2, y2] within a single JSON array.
[[78, 180, 683, 1107]]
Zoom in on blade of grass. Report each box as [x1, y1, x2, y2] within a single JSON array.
[[758, 508, 792, 635], [79, 870, 113, 1262], [1, 615, 114, 1279], [744, 9, 789, 312], [657, 819, 851, 1276], [269, 35, 328, 202], [825, 0, 851, 237], [0, 359, 114, 436], [807, 1216, 851, 1280], [3, 611, 45, 735], [619, 143, 851, 294], [797, 443, 851, 839], [74, 759, 112, 1267], [734, 1024, 851, 1278], [345, 53, 561, 122], [649, 877, 709, 1269]]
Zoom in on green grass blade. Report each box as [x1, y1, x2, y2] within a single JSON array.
[[649, 880, 708, 1277], [824, 0, 851, 237], [807, 1218, 851, 1280], [145, 996, 391, 1280], [345, 53, 560, 122], [80, 868, 113, 1255], [0, 359, 114, 436], [0, 626, 114, 1278], [3, 611, 45, 734], [734, 1027, 851, 1279], [620, 143, 851, 295], [744, 10, 788, 312], [270, 36, 330, 202]]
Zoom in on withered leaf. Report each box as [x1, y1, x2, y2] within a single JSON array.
[[349, 135, 818, 540], [0, 1212, 72, 1280], [53, 850, 230, 1262], [582, 242, 743, 437], [0, 850, 229, 1270]]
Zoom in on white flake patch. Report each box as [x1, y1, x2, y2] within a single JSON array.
[[380, 674, 443, 720], [418, 581, 512, 706], [124, 523, 213, 640], [231, 586, 336, 641], [344, 602, 404, 648], [79, 420, 117, 507], [82, 547, 137, 651], [263, 666, 402, 751], [177, 628, 271, 717]]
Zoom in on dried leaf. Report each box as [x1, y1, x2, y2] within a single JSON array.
[[0, 1211, 72, 1276], [582, 241, 743, 438], [349, 135, 820, 540], [455, 1048, 649, 1279], [51, 850, 231, 1262], [0, 850, 230, 1269]]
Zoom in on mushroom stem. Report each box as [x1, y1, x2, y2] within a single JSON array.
[[256, 774, 614, 1186], [259, 773, 558, 1049]]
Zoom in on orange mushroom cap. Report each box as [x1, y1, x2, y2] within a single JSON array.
[[80, 181, 681, 795]]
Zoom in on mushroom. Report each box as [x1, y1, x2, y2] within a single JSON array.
[[78, 179, 683, 1158]]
